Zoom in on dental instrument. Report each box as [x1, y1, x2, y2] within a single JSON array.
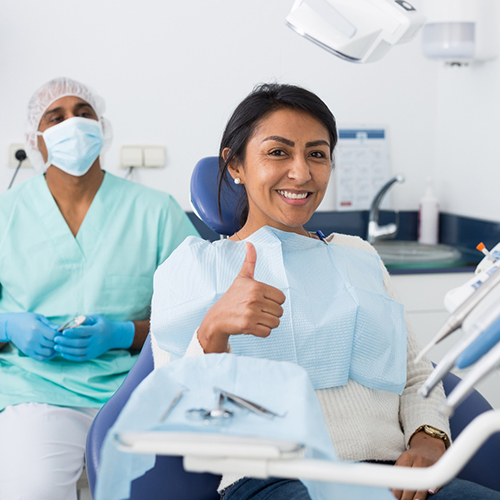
[[159, 390, 185, 422], [444, 262, 500, 313], [184, 387, 285, 424], [54, 314, 135, 361], [440, 329, 500, 418], [419, 284, 500, 397], [215, 387, 285, 419], [455, 285, 500, 367], [477, 242, 497, 263], [186, 391, 234, 423], [57, 314, 87, 332], [474, 241, 500, 276], [415, 265, 500, 363], [418, 331, 485, 399], [456, 317, 500, 370]]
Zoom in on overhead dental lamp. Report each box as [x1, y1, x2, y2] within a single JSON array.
[[285, 0, 426, 63]]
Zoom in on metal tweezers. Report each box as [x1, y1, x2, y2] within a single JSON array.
[[214, 387, 286, 419], [57, 315, 87, 332]]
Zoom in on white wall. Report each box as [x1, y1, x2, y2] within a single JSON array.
[[433, 7, 500, 222], [0, 0, 438, 211]]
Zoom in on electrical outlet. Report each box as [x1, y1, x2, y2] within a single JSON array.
[[144, 147, 165, 168], [7, 143, 32, 168], [119, 145, 166, 169], [120, 146, 143, 168]]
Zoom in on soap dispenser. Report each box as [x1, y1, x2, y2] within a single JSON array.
[[418, 177, 439, 245]]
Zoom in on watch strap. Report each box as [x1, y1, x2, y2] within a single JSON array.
[[410, 424, 450, 449]]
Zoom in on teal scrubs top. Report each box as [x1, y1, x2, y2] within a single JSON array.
[[0, 172, 199, 410]]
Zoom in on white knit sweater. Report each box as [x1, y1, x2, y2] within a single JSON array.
[[151, 233, 450, 489]]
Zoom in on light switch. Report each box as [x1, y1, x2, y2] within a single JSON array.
[[120, 146, 143, 168], [144, 147, 166, 168]]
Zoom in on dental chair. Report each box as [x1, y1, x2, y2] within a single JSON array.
[[85, 157, 500, 498]]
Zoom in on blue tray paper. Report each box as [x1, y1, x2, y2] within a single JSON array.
[[95, 354, 393, 500]]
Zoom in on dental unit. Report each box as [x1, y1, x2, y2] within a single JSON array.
[[418, 242, 500, 416], [415, 264, 500, 364], [419, 283, 500, 398]]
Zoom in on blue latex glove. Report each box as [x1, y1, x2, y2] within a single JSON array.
[[456, 314, 500, 369], [0, 312, 59, 361], [53, 314, 135, 361]]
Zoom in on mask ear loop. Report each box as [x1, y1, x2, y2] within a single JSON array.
[[36, 130, 52, 171]]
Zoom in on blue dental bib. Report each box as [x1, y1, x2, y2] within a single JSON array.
[[151, 226, 407, 394]]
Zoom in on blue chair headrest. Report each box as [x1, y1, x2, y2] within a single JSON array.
[[190, 156, 245, 236]]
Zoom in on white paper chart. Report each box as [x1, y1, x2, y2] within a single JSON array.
[[334, 128, 392, 211]]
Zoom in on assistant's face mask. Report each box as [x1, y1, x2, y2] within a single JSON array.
[[39, 116, 104, 176]]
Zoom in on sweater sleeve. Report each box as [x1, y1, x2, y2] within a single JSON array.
[[152, 328, 232, 369], [152, 330, 204, 369], [399, 319, 451, 447], [330, 233, 451, 445], [151, 331, 170, 369]]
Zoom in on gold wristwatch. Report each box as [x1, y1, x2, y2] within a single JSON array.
[[410, 425, 450, 449]]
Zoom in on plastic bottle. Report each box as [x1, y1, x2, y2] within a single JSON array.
[[418, 177, 439, 245]]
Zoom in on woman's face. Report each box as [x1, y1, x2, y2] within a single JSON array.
[[228, 108, 332, 235]]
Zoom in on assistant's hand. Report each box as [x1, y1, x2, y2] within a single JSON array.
[[198, 242, 286, 353], [391, 431, 447, 500], [0, 312, 58, 361], [53, 314, 134, 361]]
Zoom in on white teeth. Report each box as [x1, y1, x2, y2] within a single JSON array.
[[277, 190, 308, 200]]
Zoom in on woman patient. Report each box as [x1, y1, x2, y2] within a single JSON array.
[[151, 83, 500, 500]]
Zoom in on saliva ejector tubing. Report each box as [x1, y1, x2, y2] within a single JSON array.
[[416, 266, 500, 363]]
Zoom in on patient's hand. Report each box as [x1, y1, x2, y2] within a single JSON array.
[[198, 242, 286, 353], [391, 431, 446, 500]]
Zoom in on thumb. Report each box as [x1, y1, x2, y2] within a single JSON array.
[[238, 242, 257, 279], [38, 315, 59, 331]]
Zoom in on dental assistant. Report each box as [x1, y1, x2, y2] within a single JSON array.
[[151, 84, 500, 500], [0, 77, 198, 500]]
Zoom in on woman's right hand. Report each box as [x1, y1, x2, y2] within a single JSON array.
[[198, 242, 286, 353]]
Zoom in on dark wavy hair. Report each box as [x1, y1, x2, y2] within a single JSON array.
[[217, 83, 338, 229]]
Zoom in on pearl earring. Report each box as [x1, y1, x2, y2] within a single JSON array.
[[234, 178, 241, 185]]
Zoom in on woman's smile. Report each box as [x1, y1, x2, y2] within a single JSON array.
[[276, 189, 312, 205]]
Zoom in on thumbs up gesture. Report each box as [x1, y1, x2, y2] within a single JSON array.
[[198, 242, 286, 353]]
